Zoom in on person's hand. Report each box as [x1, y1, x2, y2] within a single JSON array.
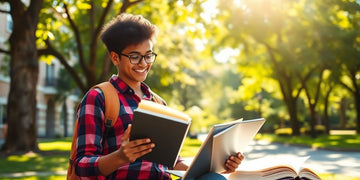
[[222, 152, 244, 174], [117, 124, 155, 163]]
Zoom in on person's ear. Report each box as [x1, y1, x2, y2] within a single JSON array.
[[110, 51, 120, 65]]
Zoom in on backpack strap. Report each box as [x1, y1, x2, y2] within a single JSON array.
[[92, 82, 120, 136], [67, 82, 119, 179], [149, 88, 165, 105]]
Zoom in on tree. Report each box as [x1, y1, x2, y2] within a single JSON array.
[[321, 0, 360, 133], [38, 0, 136, 94], [217, 0, 360, 135], [0, 0, 43, 153], [218, 0, 307, 135]]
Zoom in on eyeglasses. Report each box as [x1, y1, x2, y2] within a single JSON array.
[[119, 52, 157, 65]]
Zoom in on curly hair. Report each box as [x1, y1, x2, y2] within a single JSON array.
[[100, 13, 159, 54]]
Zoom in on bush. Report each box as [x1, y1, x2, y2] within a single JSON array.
[[274, 128, 292, 136], [301, 125, 326, 135], [275, 125, 326, 136]]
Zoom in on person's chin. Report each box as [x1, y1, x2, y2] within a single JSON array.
[[133, 74, 148, 82], [133, 69, 148, 79]]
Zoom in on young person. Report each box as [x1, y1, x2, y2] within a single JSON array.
[[73, 13, 244, 180]]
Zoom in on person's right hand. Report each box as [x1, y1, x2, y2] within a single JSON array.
[[117, 124, 155, 163]]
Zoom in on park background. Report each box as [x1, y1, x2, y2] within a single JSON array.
[[0, 0, 359, 179]]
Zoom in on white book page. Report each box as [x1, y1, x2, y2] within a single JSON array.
[[210, 118, 265, 173], [228, 155, 310, 180], [236, 155, 309, 172]]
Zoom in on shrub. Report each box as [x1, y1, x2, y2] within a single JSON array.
[[274, 128, 292, 136]]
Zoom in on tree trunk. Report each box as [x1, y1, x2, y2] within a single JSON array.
[[287, 98, 301, 135], [323, 88, 332, 135], [309, 104, 317, 138], [3, 29, 39, 153], [339, 98, 347, 129], [354, 91, 360, 134], [1, 0, 43, 154], [46, 98, 55, 138], [63, 98, 68, 137]]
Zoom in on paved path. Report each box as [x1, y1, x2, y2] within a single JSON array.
[[241, 140, 360, 177]]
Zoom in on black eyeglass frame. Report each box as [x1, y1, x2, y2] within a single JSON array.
[[118, 52, 157, 65]]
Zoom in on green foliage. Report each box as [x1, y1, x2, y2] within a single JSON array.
[[216, 0, 360, 134], [34, 0, 360, 134], [274, 125, 327, 136]]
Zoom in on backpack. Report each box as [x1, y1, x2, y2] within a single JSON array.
[[66, 82, 164, 180]]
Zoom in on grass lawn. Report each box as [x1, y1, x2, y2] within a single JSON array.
[[255, 133, 360, 149], [0, 135, 359, 179]]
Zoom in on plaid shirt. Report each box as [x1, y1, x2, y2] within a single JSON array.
[[74, 75, 172, 180]]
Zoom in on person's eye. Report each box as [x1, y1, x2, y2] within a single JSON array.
[[129, 54, 140, 60], [145, 54, 153, 59]]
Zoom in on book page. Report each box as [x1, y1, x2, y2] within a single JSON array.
[[210, 118, 265, 173], [138, 100, 190, 122], [299, 167, 322, 180], [228, 155, 310, 180], [237, 155, 309, 172]]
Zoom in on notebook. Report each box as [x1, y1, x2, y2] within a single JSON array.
[[166, 118, 266, 179]]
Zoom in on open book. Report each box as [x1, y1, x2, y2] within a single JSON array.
[[228, 155, 321, 180], [166, 118, 266, 179], [130, 100, 191, 167], [211, 119, 266, 173]]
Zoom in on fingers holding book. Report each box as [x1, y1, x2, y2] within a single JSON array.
[[118, 124, 155, 163], [223, 152, 245, 174]]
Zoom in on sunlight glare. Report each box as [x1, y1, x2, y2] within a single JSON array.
[[176, 0, 184, 6], [200, 0, 219, 22], [214, 48, 240, 63], [233, 0, 242, 7], [194, 38, 205, 51]]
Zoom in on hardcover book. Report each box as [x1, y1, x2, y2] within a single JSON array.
[[130, 100, 191, 167]]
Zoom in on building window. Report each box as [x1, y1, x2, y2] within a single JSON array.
[[45, 63, 55, 86], [6, 4, 12, 33], [0, 104, 6, 126]]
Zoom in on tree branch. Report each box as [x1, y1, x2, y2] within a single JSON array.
[[0, 9, 10, 14], [63, 3, 90, 80], [0, 48, 10, 54], [120, 0, 143, 14], [27, 0, 43, 27], [89, 0, 114, 84], [94, 0, 114, 39], [38, 39, 87, 93]]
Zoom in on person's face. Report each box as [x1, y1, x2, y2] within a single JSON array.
[[111, 39, 154, 88]]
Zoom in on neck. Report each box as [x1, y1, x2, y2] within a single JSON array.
[[118, 77, 143, 97], [116, 74, 141, 91]]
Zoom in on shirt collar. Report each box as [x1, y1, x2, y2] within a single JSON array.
[[109, 75, 151, 99]]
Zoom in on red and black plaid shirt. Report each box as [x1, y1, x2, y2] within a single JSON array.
[[74, 75, 173, 180]]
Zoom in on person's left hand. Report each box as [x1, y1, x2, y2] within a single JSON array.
[[222, 152, 244, 174]]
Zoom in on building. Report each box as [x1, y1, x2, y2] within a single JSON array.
[[0, 2, 79, 144]]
